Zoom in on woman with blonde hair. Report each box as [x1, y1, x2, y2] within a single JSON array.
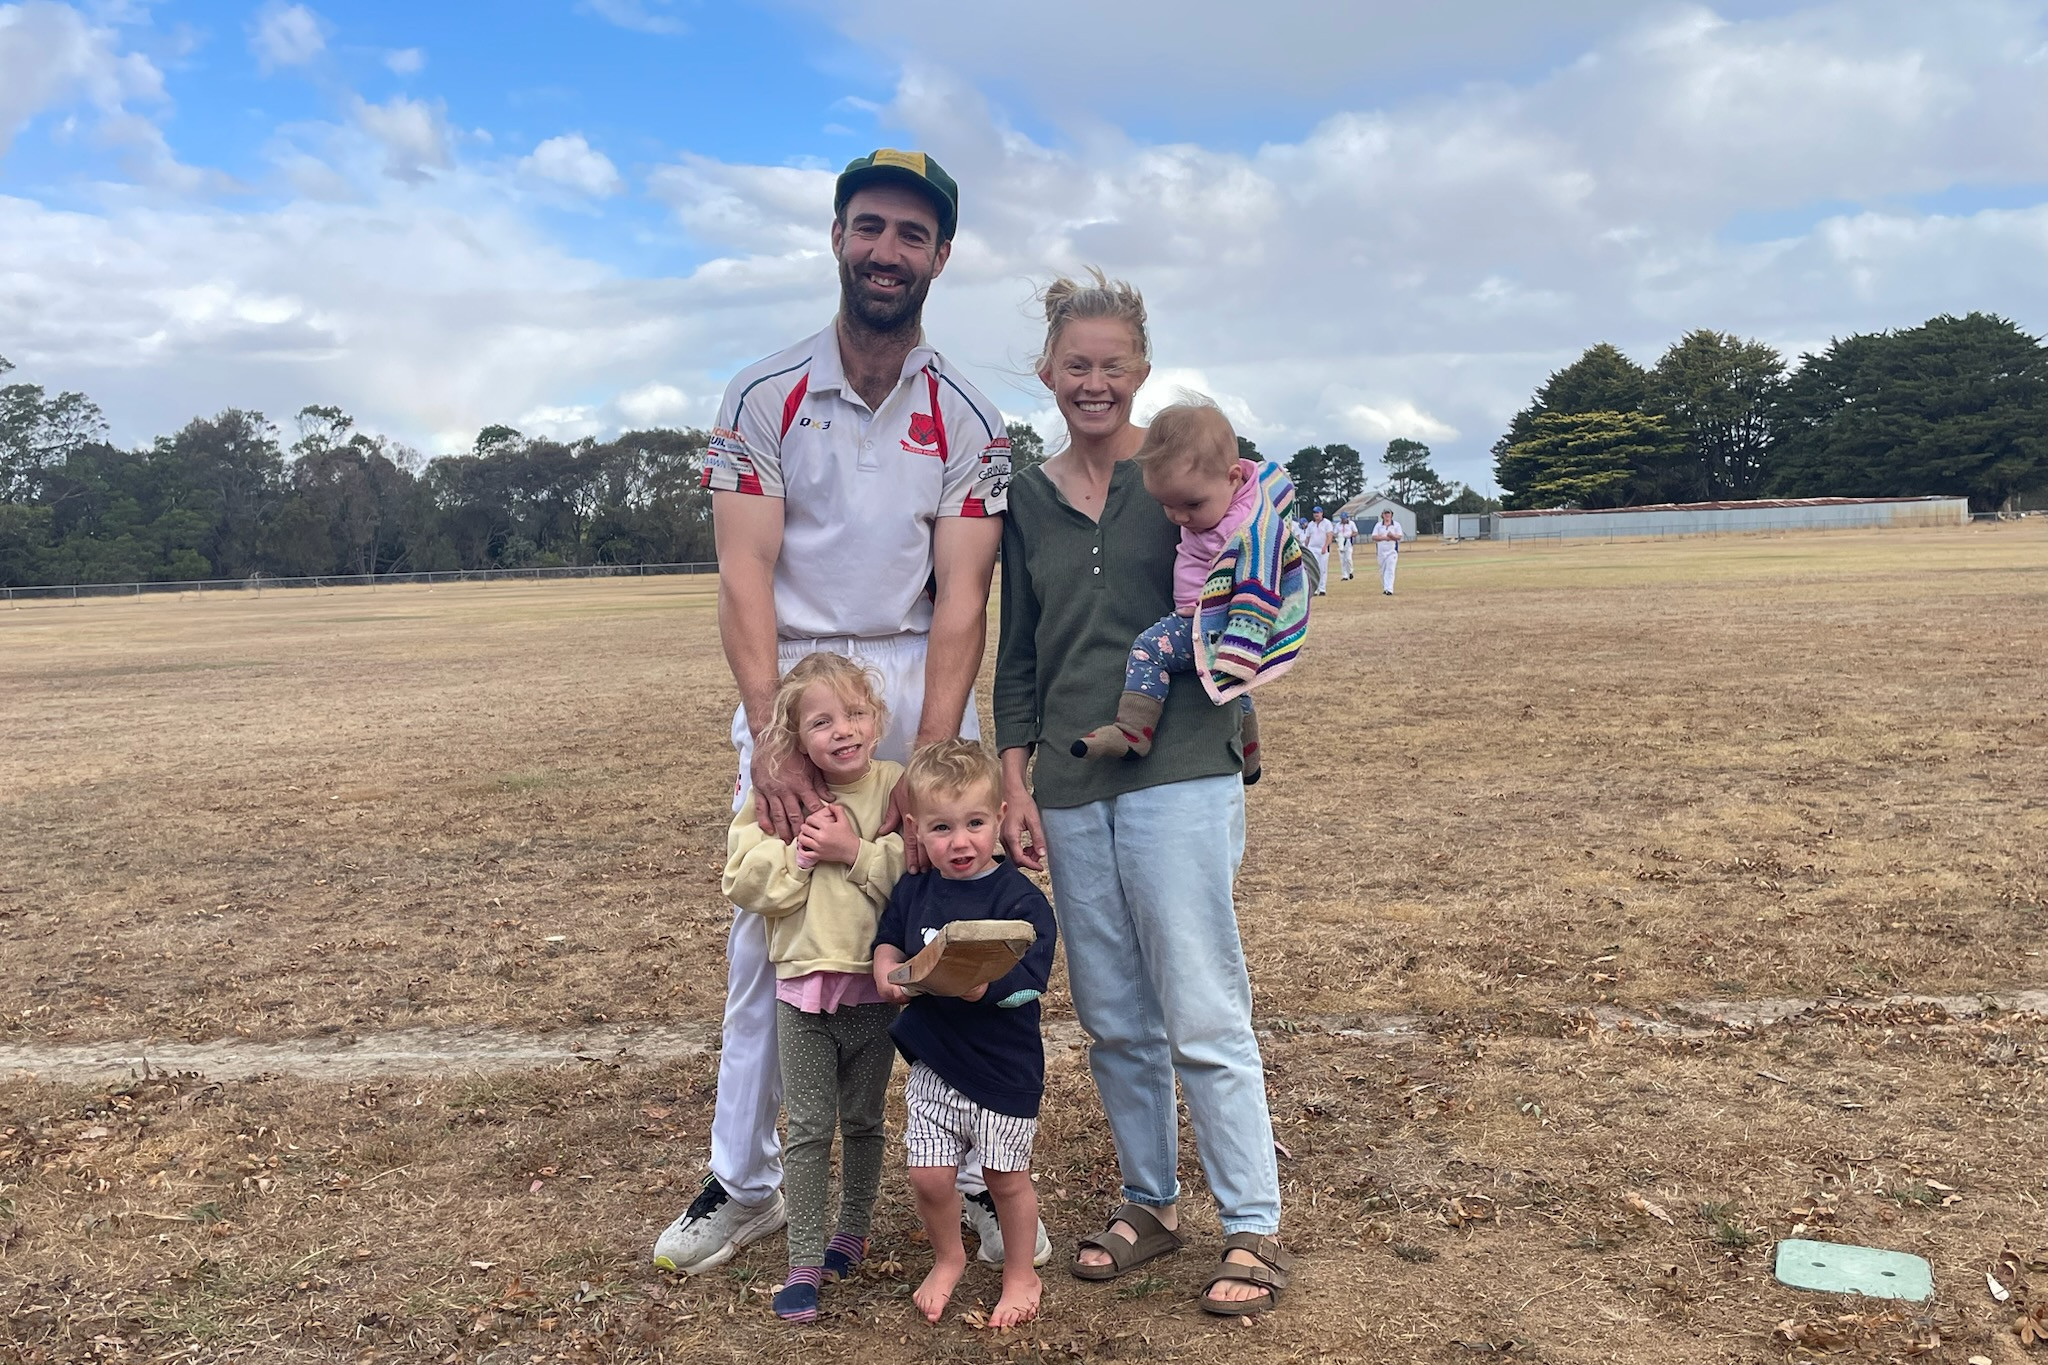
[[994, 271, 1295, 1315]]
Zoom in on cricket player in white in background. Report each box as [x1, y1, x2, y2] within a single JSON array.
[[1371, 508, 1403, 595], [1299, 507, 1334, 596], [1335, 513, 1356, 581]]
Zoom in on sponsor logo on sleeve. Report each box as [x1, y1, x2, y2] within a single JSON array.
[[959, 438, 1012, 516], [703, 426, 764, 494]]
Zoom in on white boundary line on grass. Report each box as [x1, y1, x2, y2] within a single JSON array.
[[0, 986, 2042, 1086]]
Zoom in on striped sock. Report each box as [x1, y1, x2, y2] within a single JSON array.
[[773, 1268, 822, 1323], [822, 1233, 867, 1282]]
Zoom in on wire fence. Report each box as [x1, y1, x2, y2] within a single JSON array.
[[2, 561, 719, 605]]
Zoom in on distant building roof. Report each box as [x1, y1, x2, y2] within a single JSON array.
[[1499, 495, 1955, 519], [1337, 493, 1411, 517]]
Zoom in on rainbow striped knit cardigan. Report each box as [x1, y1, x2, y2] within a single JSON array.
[[1194, 460, 1311, 704]]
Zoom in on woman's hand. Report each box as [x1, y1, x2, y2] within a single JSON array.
[[795, 803, 859, 866], [998, 748, 1047, 873]]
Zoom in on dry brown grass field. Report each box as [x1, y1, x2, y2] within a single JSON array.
[[2, 521, 2045, 1364]]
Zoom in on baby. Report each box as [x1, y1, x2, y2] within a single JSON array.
[[1072, 398, 1310, 783]]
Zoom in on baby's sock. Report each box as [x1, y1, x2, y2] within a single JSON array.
[[1072, 692, 1163, 762], [773, 1265, 823, 1323], [822, 1232, 868, 1282]]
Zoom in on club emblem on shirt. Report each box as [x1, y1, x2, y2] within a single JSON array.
[[904, 410, 941, 455]]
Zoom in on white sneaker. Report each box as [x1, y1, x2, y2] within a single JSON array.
[[962, 1189, 1052, 1267], [652, 1177, 786, 1275]]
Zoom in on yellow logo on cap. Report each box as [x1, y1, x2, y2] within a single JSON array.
[[871, 149, 928, 176]]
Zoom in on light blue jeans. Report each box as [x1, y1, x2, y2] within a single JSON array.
[[1040, 774, 1281, 1235]]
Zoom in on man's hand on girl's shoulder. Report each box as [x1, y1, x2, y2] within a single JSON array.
[[752, 746, 827, 839]]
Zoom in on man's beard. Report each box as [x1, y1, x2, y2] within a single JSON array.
[[839, 256, 930, 335]]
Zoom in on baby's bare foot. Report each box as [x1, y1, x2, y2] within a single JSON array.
[[914, 1255, 967, 1325], [990, 1267, 1042, 1328]]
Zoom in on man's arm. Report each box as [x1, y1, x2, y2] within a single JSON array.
[[713, 490, 826, 837], [880, 514, 1000, 859], [916, 514, 1002, 745]]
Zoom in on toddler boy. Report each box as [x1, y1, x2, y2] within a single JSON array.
[[872, 740, 1057, 1329]]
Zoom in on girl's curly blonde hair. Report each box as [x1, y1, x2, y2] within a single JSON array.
[[757, 652, 889, 772]]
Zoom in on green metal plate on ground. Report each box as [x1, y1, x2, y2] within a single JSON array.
[[1774, 1239, 1933, 1302]]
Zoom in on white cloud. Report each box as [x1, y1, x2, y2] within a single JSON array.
[[1339, 400, 1460, 447], [515, 403, 604, 440], [519, 133, 622, 197], [384, 46, 423, 76], [249, 1, 326, 73], [0, 0, 165, 156], [616, 381, 693, 427], [577, 0, 684, 36], [647, 154, 834, 253], [5, 0, 2048, 499], [350, 93, 451, 182]]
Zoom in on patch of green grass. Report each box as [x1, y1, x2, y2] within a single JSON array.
[[1115, 1273, 1172, 1300], [1884, 1182, 1940, 1208], [1696, 1200, 1758, 1248]]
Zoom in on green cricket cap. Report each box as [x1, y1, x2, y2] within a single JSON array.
[[835, 149, 959, 241]]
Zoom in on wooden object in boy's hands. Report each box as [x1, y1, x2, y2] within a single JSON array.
[[888, 920, 1037, 997]]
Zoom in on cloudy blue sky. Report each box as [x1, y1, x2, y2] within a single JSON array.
[[3, 0, 2046, 490]]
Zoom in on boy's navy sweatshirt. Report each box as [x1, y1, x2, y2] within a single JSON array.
[[872, 861, 1057, 1119]]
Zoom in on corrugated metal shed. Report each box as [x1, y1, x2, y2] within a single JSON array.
[[1442, 512, 1492, 540], [1474, 495, 1969, 541]]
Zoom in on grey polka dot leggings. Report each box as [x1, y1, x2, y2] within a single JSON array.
[[775, 1000, 897, 1267]]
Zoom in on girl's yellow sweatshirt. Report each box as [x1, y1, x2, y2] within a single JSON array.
[[721, 761, 905, 979]]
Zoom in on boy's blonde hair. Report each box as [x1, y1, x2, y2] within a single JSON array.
[[1035, 267, 1151, 371], [1134, 394, 1239, 482], [757, 652, 888, 772], [904, 738, 1001, 812]]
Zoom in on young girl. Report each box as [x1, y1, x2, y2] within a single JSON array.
[[722, 652, 906, 1324], [1071, 397, 1310, 784]]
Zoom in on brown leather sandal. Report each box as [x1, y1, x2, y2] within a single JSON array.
[[1199, 1232, 1295, 1315], [1070, 1202, 1185, 1282]]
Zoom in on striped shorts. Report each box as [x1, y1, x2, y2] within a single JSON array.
[[902, 1061, 1037, 1173]]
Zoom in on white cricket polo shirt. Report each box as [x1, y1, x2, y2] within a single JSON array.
[[700, 321, 1011, 642]]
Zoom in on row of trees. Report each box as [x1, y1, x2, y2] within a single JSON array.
[[0, 348, 1505, 588], [1278, 438, 1495, 534], [1492, 313, 2048, 512], [1, 358, 722, 587]]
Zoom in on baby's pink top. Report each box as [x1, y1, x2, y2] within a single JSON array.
[[1172, 460, 1263, 613], [776, 970, 886, 1013]]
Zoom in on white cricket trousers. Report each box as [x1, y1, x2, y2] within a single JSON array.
[[1378, 542, 1399, 593], [1338, 543, 1354, 579], [709, 632, 982, 1204]]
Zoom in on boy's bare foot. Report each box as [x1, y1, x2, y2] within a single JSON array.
[[990, 1266, 1042, 1328], [914, 1252, 967, 1324]]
